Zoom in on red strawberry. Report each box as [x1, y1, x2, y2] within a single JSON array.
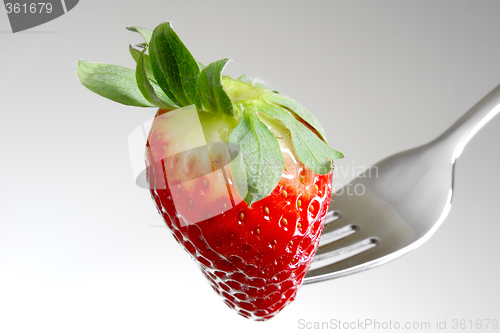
[[145, 106, 333, 320], [76, 22, 343, 321]]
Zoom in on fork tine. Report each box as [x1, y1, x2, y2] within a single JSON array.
[[311, 237, 380, 272], [323, 210, 342, 225], [315, 224, 374, 259], [305, 239, 386, 283], [319, 209, 357, 246], [314, 237, 378, 262], [318, 224, 359, 247]]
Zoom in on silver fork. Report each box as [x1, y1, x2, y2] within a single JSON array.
[[304, 84, 500, 284]]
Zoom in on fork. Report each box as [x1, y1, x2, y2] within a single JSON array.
[[304, 84, 500, 284]]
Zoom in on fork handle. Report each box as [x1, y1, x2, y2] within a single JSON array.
[[434, 84, 500, 160]]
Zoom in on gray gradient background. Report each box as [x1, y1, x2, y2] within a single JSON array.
[[1, 1, 499, 332]]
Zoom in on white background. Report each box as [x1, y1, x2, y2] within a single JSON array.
[[1, 1, 499, 332]]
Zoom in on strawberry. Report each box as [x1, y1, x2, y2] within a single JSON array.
[[76, 22, 343, 321]]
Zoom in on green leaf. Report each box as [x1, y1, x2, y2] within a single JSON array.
[[76, 60, 154, 107], [129, 45, 140, 62], [229, 109, 285, 205], [197, 59, 235, 116], [259, 104, 343, 174], [126, 26, 153, 45], [129, 45, 157, 84], [264, 92, 327, 142], [149, 22, 200, 107], [134, 43, 148, 49], [136, 49, 178, 110]]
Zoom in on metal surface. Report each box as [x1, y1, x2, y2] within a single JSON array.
[[304, 84, 500, 284]]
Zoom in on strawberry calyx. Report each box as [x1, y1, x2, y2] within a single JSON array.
[[76, 21, 344, 205]]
